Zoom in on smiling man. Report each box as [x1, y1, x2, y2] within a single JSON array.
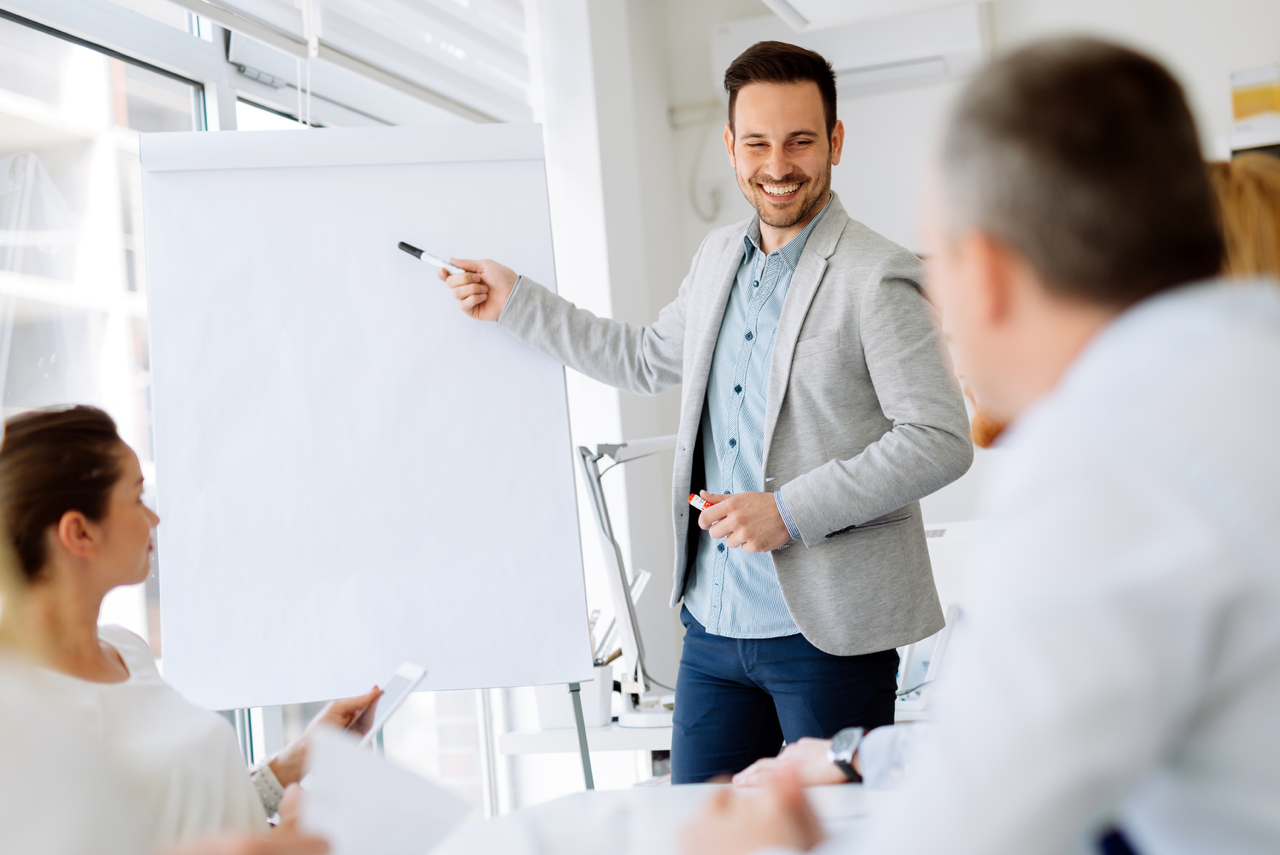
[[441, 41, 972, 782]]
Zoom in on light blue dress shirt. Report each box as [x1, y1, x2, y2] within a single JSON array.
[[682, 198, 830, 638]]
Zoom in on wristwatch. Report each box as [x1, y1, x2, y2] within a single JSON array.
[[827, 726, 865, 783]]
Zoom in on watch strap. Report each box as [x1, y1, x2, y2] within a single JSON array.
[[828, 726, 865, 783], [834, 756, 862, 783]]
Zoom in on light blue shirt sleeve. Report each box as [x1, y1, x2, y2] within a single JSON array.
[[774, 492, 801, 542]]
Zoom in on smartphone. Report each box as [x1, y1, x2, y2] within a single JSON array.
[[348, 662, 426, 747]]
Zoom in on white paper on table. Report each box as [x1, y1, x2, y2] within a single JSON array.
[[302, 728, 469, 855]]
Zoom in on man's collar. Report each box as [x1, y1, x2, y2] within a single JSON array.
[[743, 193, 834, 272]]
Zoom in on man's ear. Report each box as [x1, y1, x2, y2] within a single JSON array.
[[723, 124, 735, 167], [966, 230, 1019, 326], [829, 119, 844, 167], [55, 511, 98, 560]]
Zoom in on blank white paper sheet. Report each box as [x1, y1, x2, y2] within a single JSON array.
[[303, 728, 469, 855], [140, 125, 592, 710]]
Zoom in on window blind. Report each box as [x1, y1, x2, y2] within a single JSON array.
[[175, 0, 530, 122]]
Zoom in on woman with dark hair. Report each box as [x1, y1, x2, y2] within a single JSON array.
[[0, 405, 377, 850], [0, 546, 328, 855]]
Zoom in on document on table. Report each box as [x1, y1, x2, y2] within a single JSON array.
[[302, 728, 470, 855]]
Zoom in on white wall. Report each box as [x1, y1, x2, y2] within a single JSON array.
[[992, 0, 1280, 159], [585, 0, 688, 693], [832, 78, 963, 254], [664, 0, 770, 264]]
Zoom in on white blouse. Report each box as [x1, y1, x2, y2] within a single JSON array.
[[0, 651, 147, 855], [47, 625, 268, 848]]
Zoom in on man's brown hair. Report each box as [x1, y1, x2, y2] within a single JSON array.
[[724, 41, 838, 138], [939, 37, 1224, 307]]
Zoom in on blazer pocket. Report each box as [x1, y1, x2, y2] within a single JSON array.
[[824, 513, 912, 539], [792, 332, 841, 359]]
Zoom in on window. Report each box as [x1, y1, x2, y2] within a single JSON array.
[[0, 10, 203, 652], [184, 0, 532, 123], [235, 97, 317, 129], [1, 0, 532, 818], [271, 690, 494, 814]]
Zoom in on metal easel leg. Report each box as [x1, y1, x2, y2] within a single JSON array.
[[568, 682, 595, 790]]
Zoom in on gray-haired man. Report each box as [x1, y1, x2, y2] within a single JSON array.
[[685, 36, 1280, 855]]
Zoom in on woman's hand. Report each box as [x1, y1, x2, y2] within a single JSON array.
[[268, 686, 383, 787], [309, 686, 385, 736], [277, 784, 305, 831]]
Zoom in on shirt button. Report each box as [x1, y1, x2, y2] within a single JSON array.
[[753, 279, 759, 287], [745, 331, 753, 341], [729, 438, 736, 447], [734, 384, 742, 394], [717, 543, 725, 553]]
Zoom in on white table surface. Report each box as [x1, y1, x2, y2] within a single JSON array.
[[434, 783, 895, 855]]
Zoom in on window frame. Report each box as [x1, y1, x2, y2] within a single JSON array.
[[0, 6, 209, 128], [0, 0, 504, 816], [1, 0, 239, 127], [0, 0, 481, 131]]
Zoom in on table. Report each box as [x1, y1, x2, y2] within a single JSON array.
[[434, 783, 896, 855]]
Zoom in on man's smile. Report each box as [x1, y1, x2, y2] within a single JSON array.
[[759, 181, 803, 199]]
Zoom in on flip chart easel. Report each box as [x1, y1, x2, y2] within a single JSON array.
[[140, 126, 596, 737]]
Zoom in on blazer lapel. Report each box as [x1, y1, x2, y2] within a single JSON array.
[[680, 229, 746, 440], [762, 196, 850, 461]]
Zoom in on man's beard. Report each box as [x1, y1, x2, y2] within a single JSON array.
[[739, 159, 831, 230]]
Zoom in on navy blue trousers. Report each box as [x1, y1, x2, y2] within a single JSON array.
[[1098, 830, 1140, 855], [671, 605, 900, 784]]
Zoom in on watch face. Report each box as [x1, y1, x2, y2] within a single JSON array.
[[831, 727, 863, 759]]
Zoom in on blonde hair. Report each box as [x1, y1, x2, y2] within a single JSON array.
[[1209, 154, 1280, 278]]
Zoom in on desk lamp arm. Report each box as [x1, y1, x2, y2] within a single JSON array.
[[576, 435, 677, 696]]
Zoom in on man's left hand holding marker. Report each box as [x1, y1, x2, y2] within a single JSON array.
[[689, 492, 792, 553]]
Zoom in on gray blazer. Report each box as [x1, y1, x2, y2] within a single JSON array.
[[499, 194, 972, 655]]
